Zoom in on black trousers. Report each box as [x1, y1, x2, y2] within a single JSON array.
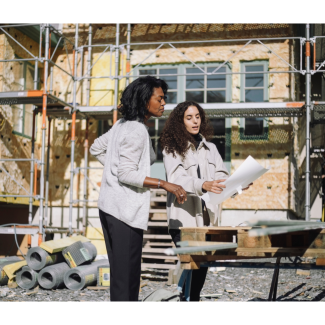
[[99, 209, 143, 301], [169, 229, 208, 301]]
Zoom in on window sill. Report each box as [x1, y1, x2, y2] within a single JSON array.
[[239, 127, 269, 141]]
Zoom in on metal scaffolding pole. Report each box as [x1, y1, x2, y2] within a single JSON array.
[[82, 118, 89, 234], [126, 23, 131, 87], [38, 24, 50, 245], [69, 24, 79, 234], [81, 24, 93, 235], [87, 24, 92, 107], [113, 24, 120, 124], [44, 117, 52, 227], [305, 24, 311, 221], [28, 28, 41, 230]]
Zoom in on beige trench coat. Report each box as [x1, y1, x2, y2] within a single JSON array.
[[163, 136, 229, 229]]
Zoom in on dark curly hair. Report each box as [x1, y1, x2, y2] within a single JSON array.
[[160, 101, 213, 159], [119, 76, 168, 122]]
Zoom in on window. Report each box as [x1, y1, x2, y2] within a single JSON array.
[[139, 67, 178, 103], [146, 118, 166, 161], [185, 66, 228, 103], [209, 118, 226, 160], [136, 63, 231, 104], [11, 61, 35, 138], [240, 61, 269, 139]]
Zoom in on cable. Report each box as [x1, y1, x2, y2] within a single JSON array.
[[0, 223, 39, 260], [14, 225, 26, 259]]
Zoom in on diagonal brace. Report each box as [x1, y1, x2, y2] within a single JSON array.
[[128, 43, 165, 76], [0, 162, 30, 195], [50, 36, 63, 62], [0, 27, 37, 60], [257, 40, 298, 72], [211, 40, 252, 74], [168, 43, 205, 73]]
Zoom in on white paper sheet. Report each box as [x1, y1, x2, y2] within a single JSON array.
[[200, 155, 270, 205]]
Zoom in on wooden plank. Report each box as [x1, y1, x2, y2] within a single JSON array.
[[40, 235, 90, 254], [88, 286, 109, 290], [145, 242, 175, 247], [180, 226, 253, 231], [142, 254, 178, 260], [179, 254, 267, 263], [149, 214, 167, 221], [149, 209, 167, 214], [143, 234, 171, 240], [141, 263, 176, 270], [296, 269, 310, 276], [237, 232, 271, 249], [150, 197, 167, 202], [178, 241, 233, 247], [142, 248, 168, 254], [316, 258, 325, 266], [181, 262, 200, 270]]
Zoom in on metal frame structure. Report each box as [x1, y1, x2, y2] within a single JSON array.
[[0, 23, 324, 252], [0, 23, 82, 246]]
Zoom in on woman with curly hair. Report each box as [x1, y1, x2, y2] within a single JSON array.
[[160, 101, 251, 301], [90, 76, 187, 301]]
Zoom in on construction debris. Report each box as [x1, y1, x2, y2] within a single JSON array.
[[296, 269, 311, 276], [3, 260, 27, 281]]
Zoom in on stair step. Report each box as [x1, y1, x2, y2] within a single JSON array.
[[142, 247, 168, 254], [143, 234, 171, 240], [150, 214, 167, 221], [141, 263, 176, 270], [144, 242, 174, 247], [149, 209, 167, 214], [150, 197, 167, 202], [142, 254, 178, 260], [147, 221, 168, 227]]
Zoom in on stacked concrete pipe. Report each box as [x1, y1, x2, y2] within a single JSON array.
[[38, 262, 70, 290], [64, 260, 109, 290], [26, 246, 65, 271], [16, 266, 39, 290]]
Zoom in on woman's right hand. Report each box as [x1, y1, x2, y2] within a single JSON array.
[[161, 181, 187, 204], [202, 179, 226, 194]]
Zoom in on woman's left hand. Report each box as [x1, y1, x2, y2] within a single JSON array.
[[243, 182, 253, 191]]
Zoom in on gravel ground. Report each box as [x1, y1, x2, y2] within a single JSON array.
[[1, 258, 325, 302]]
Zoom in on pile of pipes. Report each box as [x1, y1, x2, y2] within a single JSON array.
[[0, 239, 109, 291]]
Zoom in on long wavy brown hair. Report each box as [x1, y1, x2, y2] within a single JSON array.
[[160, 101, 213, 159]]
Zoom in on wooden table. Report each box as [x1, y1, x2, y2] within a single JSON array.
[[179, 226, 325, 270]]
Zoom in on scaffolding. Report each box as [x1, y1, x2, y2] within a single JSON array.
[[0, 23, 324, 253]]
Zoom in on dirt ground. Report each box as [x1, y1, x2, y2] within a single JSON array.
[[1, 258, 325, 302]]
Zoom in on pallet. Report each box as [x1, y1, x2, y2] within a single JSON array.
[[141, 190, 177, 272], [179, 226, 325, 269]]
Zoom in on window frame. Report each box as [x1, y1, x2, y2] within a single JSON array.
[[135, 64, 181, 104], [182, 62, 232, 103], [239, 60, 269, 140], [11, 58, 36, 139]]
